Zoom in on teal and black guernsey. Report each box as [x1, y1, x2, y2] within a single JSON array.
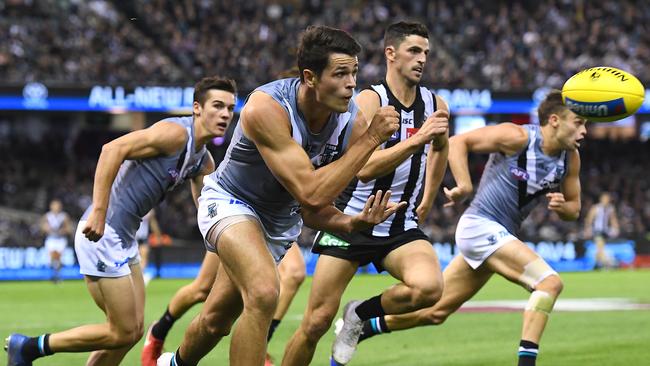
[[81, 116, 208, 245], [212, 78, 359, 241], [464, 124, 569, 235]]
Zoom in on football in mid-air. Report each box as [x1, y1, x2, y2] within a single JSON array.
[[561, 66, 645, 122]]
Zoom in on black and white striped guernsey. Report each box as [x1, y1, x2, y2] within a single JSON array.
[[335, 81, 437, 238]]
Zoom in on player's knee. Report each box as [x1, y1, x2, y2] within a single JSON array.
[[536, 274, 563, 298], [282, 265, 306, 288], [419, 308, 449, 326], [193, 282, 212, 303], [302, 308, 336, 341], [200, 312, 233, 338], [107, 324, 143, 348], [243, 283, 280, 314], [410, 280, 443, 309]]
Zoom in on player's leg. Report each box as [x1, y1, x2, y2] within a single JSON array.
[[282, 255, 358, 366], [484, 240, 563, 366], [168, 219, 281, 366], [269, 243, 306, 341], [85, 262, 146, 365], [138, 242, 151, 284], [50, 249, 62, 283], [594, 234, 612, 268], [162, 261, 243, 366], [358, 255, 493, 342]]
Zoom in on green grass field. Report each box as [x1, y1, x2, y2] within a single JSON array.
[[2, 270, 649, 365]]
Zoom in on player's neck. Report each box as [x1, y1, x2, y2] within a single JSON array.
[[297, 84, 331, 133], [192, 115, 211, 151], [539, 125, 562, 156], [385, 70, 417, 107]]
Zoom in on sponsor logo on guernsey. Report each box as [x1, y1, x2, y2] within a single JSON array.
[[318, 233, 350, 248], [564, 97, 627, 117], [510, 166, 529, 181], [406, 127, 419, 139]]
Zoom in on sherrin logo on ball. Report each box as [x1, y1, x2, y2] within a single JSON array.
[[561, 66, 645, 122]]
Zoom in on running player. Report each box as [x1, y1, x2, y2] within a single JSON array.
[[40, 199, 73, 283], [4, 76, 237, 366], [157, 25, 403, 366], [353, 90, 586, 366], [281, 21, 449, 366], [584, 192, 619, 268]]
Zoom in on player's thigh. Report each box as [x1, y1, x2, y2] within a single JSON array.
[[432, 255, 493, 315], [214, 219, 278, 294], [128, 263, 146, 325], [85, 275, 139, 329], [278, 242, 305, 279], [484, 239, 552, 289], [305, 255, 358, 317], [382, 239, 441, 287]]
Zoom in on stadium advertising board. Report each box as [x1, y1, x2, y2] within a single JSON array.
[[2, 83, 650, 114]]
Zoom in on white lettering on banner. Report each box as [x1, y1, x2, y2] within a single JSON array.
[[526, 241, 576, 262], [431, 241, 576, 263], [0, 247, 75, 270], [434, 89, 492, 110], [88, 85, 194, 110]]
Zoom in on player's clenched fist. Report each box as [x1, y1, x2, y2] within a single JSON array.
[[415, 109, 449, 147], [367, 106, 400, 145]]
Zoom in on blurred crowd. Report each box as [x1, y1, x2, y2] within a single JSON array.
[[2, 0, 649, 91], [2, 114, 649, 248]]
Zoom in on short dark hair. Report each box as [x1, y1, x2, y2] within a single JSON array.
[[297, 25, 361, 81], [384, 21, 429, 49], [537, 90, 571, 126], [193, 76, 237, 105]]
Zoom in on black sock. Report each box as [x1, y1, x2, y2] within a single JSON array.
[[354, 295, 386, 321], [358, 316, 391, 343], [21, 334, 53, 361], [267, 318, 281, 342], [174, 348, 191, 366], [518, 340, 539, 366], [152, 307, 177, 340]]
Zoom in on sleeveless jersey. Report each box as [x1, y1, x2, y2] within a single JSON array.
[[592, 204, 614, 234], [465, 124, 569, 235], [210, 78, 359, 241], [336, 81, 437, 237], [45, 211, 67, 239], [82, 116, 208, 245]]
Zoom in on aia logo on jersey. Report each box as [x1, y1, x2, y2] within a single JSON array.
[[510, 166, 529, 181], [406, 128, 419, 139]]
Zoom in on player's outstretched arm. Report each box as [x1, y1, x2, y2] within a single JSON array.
[[444, 123, 528, 207], [241, 92, 399, 211], [548, 149, 581, 221], [355, 91, 449, 182], [302, 190, 407, 233], [83, 122, 187, 241]]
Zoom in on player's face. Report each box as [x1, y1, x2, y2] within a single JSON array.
[[392, 35, 429, 85], [555, 110, 587, 150], [195, 89, 236, 137], [50, 200, 62, 212], [314, 53, 358, 113]]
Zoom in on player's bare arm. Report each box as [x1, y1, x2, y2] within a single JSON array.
[[241, 91, 398, 210], [417, 96, 450, 219], [190, 154, 215, 208], [444, 123, 528, 207], [83, 122, 188, 241], [547, 149, 581, 221], [356, 92, 449, 182]]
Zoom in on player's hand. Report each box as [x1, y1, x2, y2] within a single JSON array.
[[83, 209, 106, 242], [367, 106, 400, 145], [351, 190, 407, 231], [416, 109, 449, 147], [416, 200, 432, 222], [546, 192, 566, 212], [443, 186, 471, 207]]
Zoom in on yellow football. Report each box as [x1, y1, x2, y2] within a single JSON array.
[[561, 66, 645, 122]]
